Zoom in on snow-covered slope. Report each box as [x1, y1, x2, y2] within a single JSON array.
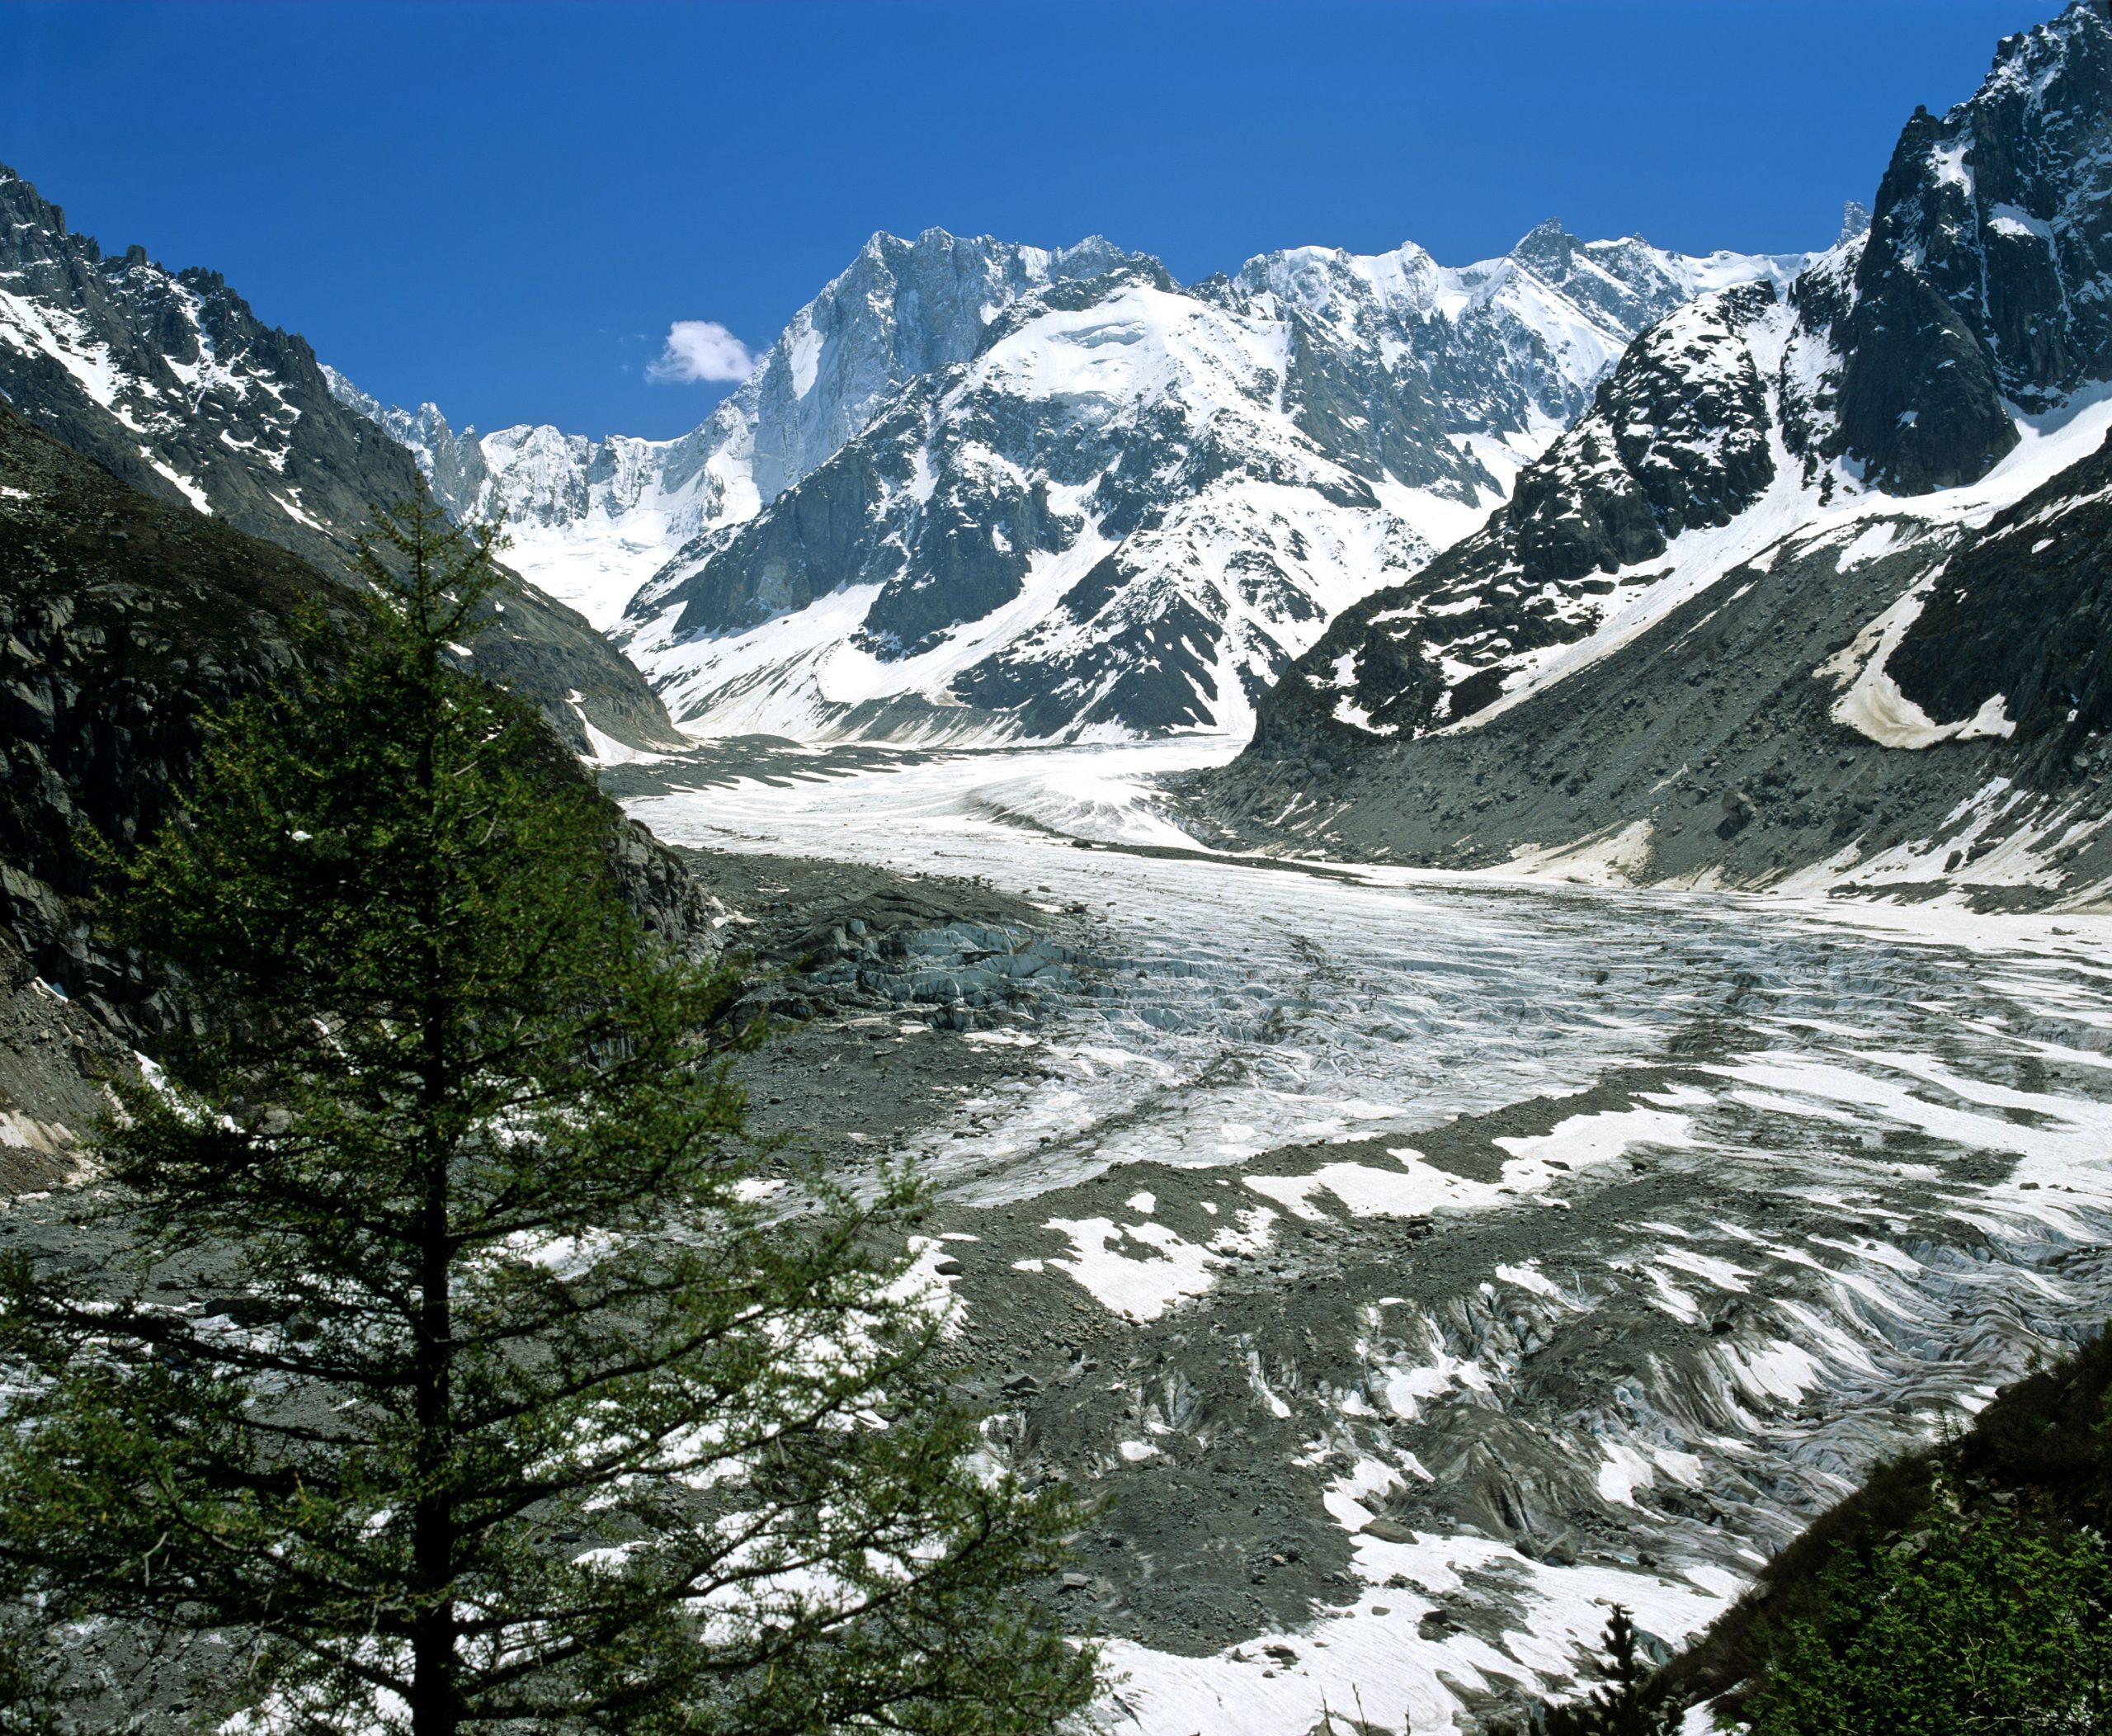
[[328, 231, 1145, 627], [592, 226, 1802, 744], [1201, 2, 2112, 908]]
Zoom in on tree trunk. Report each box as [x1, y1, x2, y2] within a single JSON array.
[[410, 1124, 455, 1736], [410, 507, 459, 1736]]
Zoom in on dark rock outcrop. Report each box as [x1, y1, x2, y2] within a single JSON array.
[[1827, 1, 2112, 491], [1888, 426, 2112, 760]]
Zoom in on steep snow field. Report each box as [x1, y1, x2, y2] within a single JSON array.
[[1462, 376, 2112, 747], [626, 742, 2112, 1733]]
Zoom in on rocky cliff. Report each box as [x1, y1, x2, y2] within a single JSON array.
[[1827, 0, 2112, 491]]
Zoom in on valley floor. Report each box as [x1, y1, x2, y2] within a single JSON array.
[[618, 737, 2112, 1734]]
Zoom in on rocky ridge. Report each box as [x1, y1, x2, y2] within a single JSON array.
[[0, 165, 681, 753], [1828, 0, 2112, 491], [1251, 279, 1798, 751], [598, 227, 1801, 745]]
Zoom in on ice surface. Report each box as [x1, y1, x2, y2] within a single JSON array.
[[625, 740, 2112, 1732]]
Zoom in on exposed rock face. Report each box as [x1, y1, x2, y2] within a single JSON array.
[[0, 405, 712, 1082], [0, 930, 123, 1192], [0, 165, 681, 752], [611, 230, 1803, 743], [0, 404, 348, 1034], [1253, 283, 1787, 751], [1829, 0, 2112, 492], [1888, 427, 2112, 760]]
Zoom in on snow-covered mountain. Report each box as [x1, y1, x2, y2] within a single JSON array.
[[0, 165, 682, 752], [1199, 0, 2112, 908], [337, 224, 1804, 743], [327, 232, 1148, 628], [458, 224, 1792, 744]]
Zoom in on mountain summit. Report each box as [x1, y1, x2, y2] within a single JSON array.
[[1826, 0, 2112, 491], [339, 221, 1802, 745], [615, 224, 1802, 745], [328, 230, 1150, 630], [1197, 0, 2112, 908]]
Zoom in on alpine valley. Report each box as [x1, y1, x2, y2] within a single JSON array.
[[6, 4, 2112, 1735]]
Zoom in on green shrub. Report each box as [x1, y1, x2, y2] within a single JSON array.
[[1749, 1498, 2112, 1735]]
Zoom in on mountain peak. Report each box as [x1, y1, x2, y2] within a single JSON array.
[[1509, 217, 1578, 267], [1822, 0, 2112, 489]]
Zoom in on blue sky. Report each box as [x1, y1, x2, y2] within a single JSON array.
[[1, 1, 2054, 440]]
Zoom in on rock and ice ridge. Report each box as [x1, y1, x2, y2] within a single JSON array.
[[588, 225, 1803, 745], [0, 163, 680, 752], [326, 230, 1148, 627], [1204, 0, 2112, 907]]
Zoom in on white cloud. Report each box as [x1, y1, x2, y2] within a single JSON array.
[[646, 319, 756, 384]]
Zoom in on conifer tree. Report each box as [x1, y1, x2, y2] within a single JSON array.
[[1488, 1605, 1677, 1736], [0, 488, 1099, 1734], [1544, 1605, 1675, 1736]]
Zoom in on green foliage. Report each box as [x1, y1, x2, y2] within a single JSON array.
[[0, 488, 1100, 1734], [1543, 1606, 1680, 1736], [1747, 1495, 2112, 1736], [1663, 1328, 2112, 1714], [1488, 1606, 1679, 1736]]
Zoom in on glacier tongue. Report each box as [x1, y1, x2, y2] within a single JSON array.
[[621, 737, 2112, 1734]]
